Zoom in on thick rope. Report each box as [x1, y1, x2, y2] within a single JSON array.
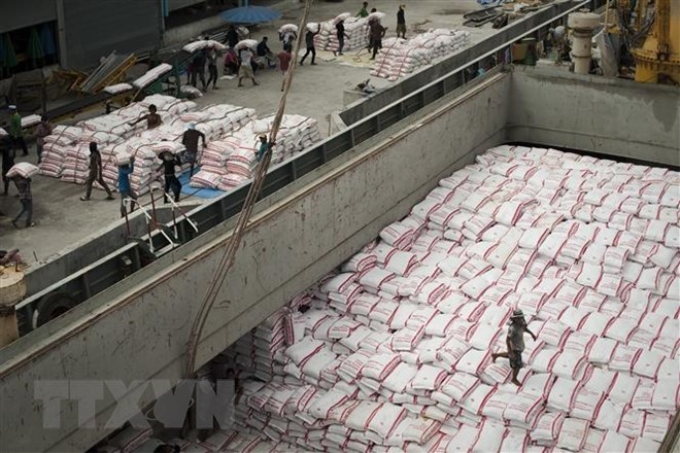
[[184, 0, 315, 377]]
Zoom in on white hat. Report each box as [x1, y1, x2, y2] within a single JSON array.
[[188, 123, 196, 130], [511, 309, 525, 319], [9, 105, 17, 110]]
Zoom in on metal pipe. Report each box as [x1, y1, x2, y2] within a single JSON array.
[[55, 0, 69, 68], [568, 12, 601, 74]]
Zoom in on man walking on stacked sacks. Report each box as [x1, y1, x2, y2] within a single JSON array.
[[491, 309, 537, 386]]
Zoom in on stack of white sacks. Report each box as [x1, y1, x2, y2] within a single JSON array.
[[371, 29, 470, 81], [191, 114, 320, 191], [132, 63, 173, 89], [177, 145, 679, 453], [98, 97, 196, 192], [60, 132, 121, 184], [311, 14, 371, 52], [39, 95, 265, 196], [78, 94, 192, 139], [311, 20, 334, 50], [39, 95, 194, 183], [180, 104, 256, 142], [328, 14, 371, 52], [39, 125, 89, 178]]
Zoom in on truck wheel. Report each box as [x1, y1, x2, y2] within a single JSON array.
[[32, 293, 77, 329]]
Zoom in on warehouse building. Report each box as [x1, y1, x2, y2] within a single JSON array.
[[0, 0, 228, 73]]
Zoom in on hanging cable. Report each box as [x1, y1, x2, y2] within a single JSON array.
[[184, 0, 315, 377]]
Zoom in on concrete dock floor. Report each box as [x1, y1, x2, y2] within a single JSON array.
[[0, 0, 495, 267]]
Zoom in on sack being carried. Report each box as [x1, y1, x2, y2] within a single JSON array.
[[6, 162, 39, 178]]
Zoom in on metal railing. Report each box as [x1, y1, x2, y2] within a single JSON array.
[[339, 0, 590, 126], [14, 0, 590, 335]]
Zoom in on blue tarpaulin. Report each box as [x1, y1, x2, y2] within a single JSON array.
[[177, 168, 224, 199], [220, 1, 281, 24]]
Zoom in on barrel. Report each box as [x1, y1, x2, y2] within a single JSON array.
[[0, 268, 26, 347]]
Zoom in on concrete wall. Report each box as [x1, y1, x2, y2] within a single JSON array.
[[0, 0, 57, 33], [0, 73, 511, 453], [61, 0, 163, 69], [508, 66, 680, 167]]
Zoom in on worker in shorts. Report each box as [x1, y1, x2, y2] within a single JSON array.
[[491, 309, 536, 386], [278, 44, 293, 92], [237, 47, 259, 87], [181, 123, 206, 176], [117, 156, 137, 217], [81, 142, 114, 201], [396, 5, 407, 39]]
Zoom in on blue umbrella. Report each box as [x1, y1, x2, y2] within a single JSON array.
[[220, 0, 281, 24]]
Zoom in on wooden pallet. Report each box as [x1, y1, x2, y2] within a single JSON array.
[[51, 69, 88, 93], [91, 54, 138, 93]]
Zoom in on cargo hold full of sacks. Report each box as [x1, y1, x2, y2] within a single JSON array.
[[119, 146, 679, 453], [38, 94, 320, 197]]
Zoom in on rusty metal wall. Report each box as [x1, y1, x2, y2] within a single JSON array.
[[61, 0, 162, 69], [0, 0, 57, 33]]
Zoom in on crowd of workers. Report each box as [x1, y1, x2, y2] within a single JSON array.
[[1, 103, 216, 229], [1, 1, 407, 232], [0, 99, 275, 230], [196, 2, 406, 87]]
